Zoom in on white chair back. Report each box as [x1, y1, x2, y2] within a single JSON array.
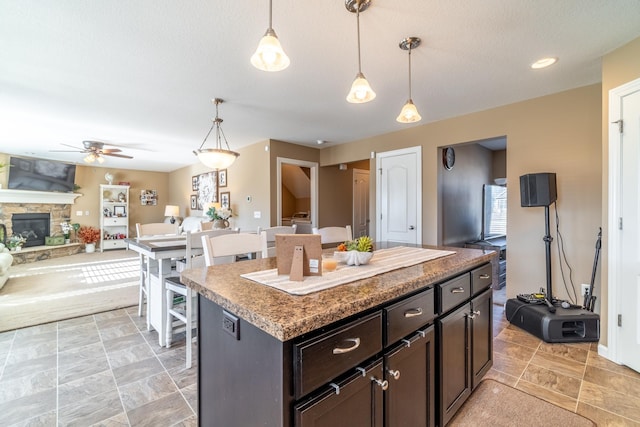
[[256, 225, 297, 257], [185, 229, 238, 269], [312, 225, 353, 244], [202, 232, 268, 266], [136, 222, 179, 237]]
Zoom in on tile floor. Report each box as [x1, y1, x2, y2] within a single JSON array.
[[1, 287, 640, 426]]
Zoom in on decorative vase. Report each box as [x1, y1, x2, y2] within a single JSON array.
[[213, 219, 229, 229], [335, 250, 374, 266], [85, 243, 96, 253]]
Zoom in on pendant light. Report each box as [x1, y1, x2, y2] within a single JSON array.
[[345, 0, 376, 103], [396, 37, 422, 123], [193, 98, 239, 170], [251, 0, 290, 72]]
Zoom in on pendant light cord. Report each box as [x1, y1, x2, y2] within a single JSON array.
[[408, 46, 412, 99], [197, 100, 232, 152], [268, 0, 273, 30], [356, 0, 362, 73]]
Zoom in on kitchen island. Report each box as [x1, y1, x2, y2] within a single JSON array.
[[181, 244, 497, 427]]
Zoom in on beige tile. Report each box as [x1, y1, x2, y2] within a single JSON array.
[[529, 350, 586, 379], [577, 402, 640, 427], [583, 365, 640, 397], [107, 342, 156, 369], [493, 338, 537, 362], [90, 411, 130, 426], [111, 356, 165, 387], [496, 326, 542, 349], [492, 350, 528, 378], [119, 371, 179, 411], [1, 353, 57, 382], [587, 351, 640, 380], [0, 387, 56, 425], [58, 388, 125, 426], [181, 383, 198, 414], [482, 368, 519, 387], [58, 323, 101, 352], [102, 331, 147, 354], [0, 368, 56, 404], [57, 314, 95, 330], [58, 370, 117, 409], [580, 381, 640, 422], [538, 341, 589, 363], [521, 363, 582, 398], [58, 342, 110, 385], [515, 379, 577, 412]]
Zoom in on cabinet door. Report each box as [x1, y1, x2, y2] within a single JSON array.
[[385, 326, 435, 427], [295, 360, 383, 427], [437, 303, 471, 427], [471, 288, 493, 388]]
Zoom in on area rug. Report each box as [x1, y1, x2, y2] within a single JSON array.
[[449, 379, 595, 426], [0, 250, 140, 332]]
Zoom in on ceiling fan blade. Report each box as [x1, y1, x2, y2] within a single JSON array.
[[101, 148, 123, 154], [49, 149, 83, 152], [103, 152, 133, 159]]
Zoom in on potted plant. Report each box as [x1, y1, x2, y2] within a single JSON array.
[[206, 206, 233, 229], [6, 235, 27, 252], [335, 235, 374, 265], [78, 226, 101, 253], [60, 221, 72, 244]]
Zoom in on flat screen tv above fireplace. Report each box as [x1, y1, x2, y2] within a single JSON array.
[[8, 156, 76, 193]]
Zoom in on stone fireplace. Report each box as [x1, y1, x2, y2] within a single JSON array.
[[11, 213, 51, 247]]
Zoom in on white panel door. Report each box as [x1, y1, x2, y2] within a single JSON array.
[[376, 147, 421, 244], [617, 83, 640, 372], [353, 169, 369, 238]]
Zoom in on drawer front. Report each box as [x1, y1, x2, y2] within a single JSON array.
[[104, 217, 127, 226], [385, 288, 435, 346], [295, 311, 382, 398], [439, 274, 471, 314], [471, 264, 492, 295], [103, 239, 126, 250]]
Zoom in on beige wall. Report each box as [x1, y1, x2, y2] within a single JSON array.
[[321, 85, 602, 310], [600, 36, 640, 346]]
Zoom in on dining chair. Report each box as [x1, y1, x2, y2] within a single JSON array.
[[256, 224, 297, 257], [135, 222, 180, 321], [165, 228, 238, 369], [198, 221, 214, 231], [202, 232, 268, 266], [312, 225, 353, 245]]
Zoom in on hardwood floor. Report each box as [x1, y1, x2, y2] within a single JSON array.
[[1, 285, 639, 425]]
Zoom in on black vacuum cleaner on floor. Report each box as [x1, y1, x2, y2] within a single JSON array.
[[505, 173, 600, 343]]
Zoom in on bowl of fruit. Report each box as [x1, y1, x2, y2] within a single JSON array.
[[335, 236, 374, 266]]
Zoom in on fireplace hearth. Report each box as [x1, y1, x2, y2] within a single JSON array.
[[12, 213, 50, 247]]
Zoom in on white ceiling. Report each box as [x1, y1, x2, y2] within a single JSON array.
[[1, 1, 640, 172]]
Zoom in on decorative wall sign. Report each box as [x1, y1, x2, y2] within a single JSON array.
[[220, 191, 230, 209], [140, 189, 157, 205], [197, 171, 218, 209], [218, 169, 227, 187]]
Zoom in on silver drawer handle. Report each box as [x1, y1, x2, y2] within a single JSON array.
[[404, 307, 423, 318], [479, 274, 490, 279], [387, 368, 401, 380], [451, 287, 465, 294], [371, 376, 389, 391], [332, 338, 361, 354], [467, 310, 481, 319]]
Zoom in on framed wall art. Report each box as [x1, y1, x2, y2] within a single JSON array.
[[218, 169, 227, 187], [197, 171, 217, 209], [192, 175, 199, 191], [140, 189, 157, 205], [220, 191, 230, 209], [190, 194, 198, 210]]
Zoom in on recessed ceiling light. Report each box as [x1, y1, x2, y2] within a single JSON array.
[[317, 139, 326, 145], [531, 57, 558, 69]]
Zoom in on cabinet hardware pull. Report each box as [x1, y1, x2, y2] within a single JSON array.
[[467, 310, 481, 319], [404, 307, 423, 318], [329, 383, 340, 395], [332, 337, 361, 354], [371, 377, 389, 391], [402, 338, 411, 348], [387, 369, 401, 380], [479, 274, 490, 279], [451, 287, 465, 294]]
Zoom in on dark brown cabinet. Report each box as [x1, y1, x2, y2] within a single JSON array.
[[384, 326, 436, 427], [437, 264, 493, 426]]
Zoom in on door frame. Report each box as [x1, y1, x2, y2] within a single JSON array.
[[607, 77, 640, 362], [352, 168, 370, 238], [375, 146, 422, 244], [276, 157, 318, 228]]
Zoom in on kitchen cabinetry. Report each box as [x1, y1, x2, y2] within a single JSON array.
[[437, 264, 493, 426], [465, 236, 506, 289], [190, 249, 494, 427], [100, 184, 129, 252]]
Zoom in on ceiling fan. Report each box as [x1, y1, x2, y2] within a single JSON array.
[[51, 140, 134, 163]]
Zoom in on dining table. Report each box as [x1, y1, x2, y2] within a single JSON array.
[[125, 236, 201, 347]]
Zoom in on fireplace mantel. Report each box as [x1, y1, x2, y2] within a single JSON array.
[[0, 189, 81, 204]]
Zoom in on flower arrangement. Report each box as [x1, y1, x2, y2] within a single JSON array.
[[7, 235, 27, 250], [337, 236, 373, 252], [60, 221, 71, 239], [77, 226, 101, 244], [206, 206, 233, 221]]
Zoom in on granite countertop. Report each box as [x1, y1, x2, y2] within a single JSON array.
[[180, 245, 496, 341]]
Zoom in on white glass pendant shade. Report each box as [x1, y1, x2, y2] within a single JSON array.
[[196, 148, 239, 170], [396, 99, 422, 123], [251, 29, 290, 72], [346, 72, 376, 103]]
